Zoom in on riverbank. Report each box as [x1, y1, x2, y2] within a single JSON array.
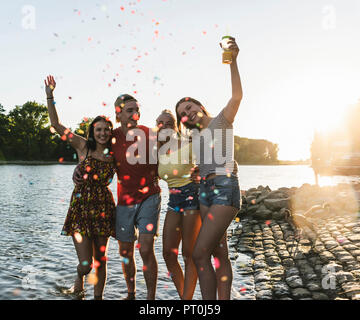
[[229, 182, 360, 300]]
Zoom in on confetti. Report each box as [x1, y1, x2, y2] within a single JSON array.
[[74, 232, 83, 243], [87, 273, 98, 285], [181, 116, 188, 123], [146, 223, 154, 231], [139, 186, 149, 194], [91, 260, 101, 268], [213, 257, 220, 269], [58, 157, 64, 163], [100, 246, 106, 252], [208, 213, 214, 220], [142, 265, 147, 271], [221, 276, 228, 282]]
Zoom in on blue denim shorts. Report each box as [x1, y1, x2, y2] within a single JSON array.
[[115, 193, 161, 242], [199, 175, 241, 210], [168, 182, 200, 213]]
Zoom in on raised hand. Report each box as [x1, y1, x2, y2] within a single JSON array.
[[220, 37, 239, 62], [44, 75, 56, 98], [227, 37, 239, 61]]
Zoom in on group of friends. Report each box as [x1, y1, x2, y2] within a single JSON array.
[[44, 37, 243, 300]]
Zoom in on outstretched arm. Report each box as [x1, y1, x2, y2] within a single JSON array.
[[44, 75, 87, 153], [222, 38, 243, 124]]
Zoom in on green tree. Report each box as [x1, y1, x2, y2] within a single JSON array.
[[234, 136, 279, 164], [0, 104, 10, 160]]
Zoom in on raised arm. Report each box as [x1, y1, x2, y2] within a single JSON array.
[[222, 37, 243, 124], [44, 75, 87, 153]]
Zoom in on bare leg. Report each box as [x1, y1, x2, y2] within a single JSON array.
[[138, 233, 158, 300], [93, 236, 110, 299], [213, 234, 232, 300], [118, 240, 136, 298], [72, 235, 93, 294], [162, 210, 183, 298], [181, 210, 201, 300], [193, 204, 237, 300]]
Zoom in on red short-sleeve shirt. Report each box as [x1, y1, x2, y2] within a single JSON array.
[[112, 126, 160, 206]]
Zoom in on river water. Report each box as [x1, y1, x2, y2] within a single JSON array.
[[0, 164, 358, 300]]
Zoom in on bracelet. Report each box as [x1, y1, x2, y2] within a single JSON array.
[[47, 97, 54, 100]]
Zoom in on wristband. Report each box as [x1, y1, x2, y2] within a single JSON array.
[[47, 97, 54, 100]]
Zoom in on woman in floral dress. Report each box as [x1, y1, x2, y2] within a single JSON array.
[[44, 75, 115, 300]]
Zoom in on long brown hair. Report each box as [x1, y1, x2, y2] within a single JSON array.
[[86, 116, 113, 151]]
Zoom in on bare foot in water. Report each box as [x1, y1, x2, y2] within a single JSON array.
[[68, 275, 85, 299]]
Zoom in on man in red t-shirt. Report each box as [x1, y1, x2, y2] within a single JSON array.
[[112, 94, 161, 300], [73, 94, 161, 300]]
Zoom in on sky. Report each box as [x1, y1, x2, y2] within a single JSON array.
[[1, 0, 360, 160]]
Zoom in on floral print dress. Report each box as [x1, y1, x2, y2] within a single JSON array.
[[61, 156, 116, 238]]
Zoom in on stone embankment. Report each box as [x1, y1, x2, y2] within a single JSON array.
[[228, 183, 360, 300]]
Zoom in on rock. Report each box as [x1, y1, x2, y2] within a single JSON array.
[[255, 282, 272, 291], [273, 282, 290, 297], [253, 205, 273, 220], [254, 271, 271, 282], [235, 253, 253, 269], [291, 288, 311, 299], [286, 275, 303, 288], [266, 255, 282, 266], [342, 283, 360, 298], [246, 204, 260, 215], [278, 250, 291, 259], [306, 282, 321, 291], [256, 290, 273, 300], [319, 251, 335, 262], [348, 234, 360, 243], [264, 198, 290, 211], [336, 271, 355, 284], [285, 267, 300, 277], [282, 258, 295, 268], [324, 241, 339, 250], [312, 292, 329, 300]]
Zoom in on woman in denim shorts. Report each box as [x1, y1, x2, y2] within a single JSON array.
[[156, 110, 201, 300], [175, 37, 243, 300]]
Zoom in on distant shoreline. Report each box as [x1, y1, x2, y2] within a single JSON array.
[[0, 160, 310, 166], [0, 160, 77, 165]]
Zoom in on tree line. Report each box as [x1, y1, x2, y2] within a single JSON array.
[[0, 101, 279, 164]]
